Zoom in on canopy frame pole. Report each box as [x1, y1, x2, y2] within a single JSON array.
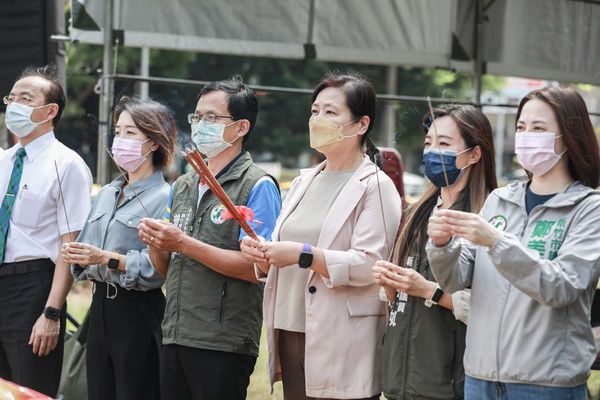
[[97, 0, 115, 185]]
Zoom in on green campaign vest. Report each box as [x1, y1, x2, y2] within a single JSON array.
[[161, 152, 266, 356]]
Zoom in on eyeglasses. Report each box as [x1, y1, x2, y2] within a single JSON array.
[[3, 94, 35, 106], [187, 112, 235, 125]]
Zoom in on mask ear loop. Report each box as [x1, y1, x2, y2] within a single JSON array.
[[30, 103, 57, 126], [140, 138, 154, 159], [341, 118, 363, 140]]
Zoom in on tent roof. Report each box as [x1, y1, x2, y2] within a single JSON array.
[[71, 0, 600, 84]]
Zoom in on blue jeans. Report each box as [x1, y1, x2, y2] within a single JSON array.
[[464, 375, 587, 400]]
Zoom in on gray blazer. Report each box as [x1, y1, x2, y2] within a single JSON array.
[[71, 171, 169, 291]]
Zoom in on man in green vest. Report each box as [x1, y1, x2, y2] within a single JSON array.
[[139, 76, 281, 400]]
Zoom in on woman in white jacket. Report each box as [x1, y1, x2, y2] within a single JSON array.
[[241, 72, 401, 399], [427, 86, 600, 399]]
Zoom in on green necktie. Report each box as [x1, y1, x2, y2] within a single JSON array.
[[0, 147, 27, 264]]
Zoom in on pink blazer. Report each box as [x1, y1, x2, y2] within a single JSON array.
[[258, 156, 402, 398]]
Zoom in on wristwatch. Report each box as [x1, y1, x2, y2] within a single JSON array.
[[43, 306, 62, 321], [107, 254, 120, 270], [298, 244, 313, 269], [424, 285, 444, 308]]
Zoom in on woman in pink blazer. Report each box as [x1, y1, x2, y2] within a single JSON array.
[[242, 72, 402, 400]]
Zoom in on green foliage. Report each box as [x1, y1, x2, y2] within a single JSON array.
[[65, 44, 486, 172]]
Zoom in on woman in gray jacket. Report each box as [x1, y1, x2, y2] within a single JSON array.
[[427, 86, 600, 399], [62, 97, 175, 400]]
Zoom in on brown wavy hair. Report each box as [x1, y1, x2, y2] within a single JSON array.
[[113, 96, 176, 169]]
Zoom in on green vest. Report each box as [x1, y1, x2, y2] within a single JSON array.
[[161, 152, 266, 356]]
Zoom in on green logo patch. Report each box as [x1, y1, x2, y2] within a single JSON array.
[[489, 215, 507, 231], [210, 204, 227, 225]]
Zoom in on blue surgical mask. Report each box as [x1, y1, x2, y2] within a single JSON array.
[[422, 147, 472, 187], [191, 120, 239, 158], [5, 102, 52, 138]]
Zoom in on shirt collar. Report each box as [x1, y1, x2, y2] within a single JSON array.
[[110, 170, 165, 199], [202, 150, 246, 184], [15, 130, 56, 162]]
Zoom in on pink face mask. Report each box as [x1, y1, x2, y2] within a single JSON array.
[[111, 137, 152, 173], [514, 132, 565, 176]]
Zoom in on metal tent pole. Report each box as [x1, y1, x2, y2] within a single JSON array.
[[139, 46, 150, 100], [97, 0, 114, 185], [383, 65, 398, 147]]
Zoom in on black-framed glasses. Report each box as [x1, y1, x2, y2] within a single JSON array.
[[187, 112, 235, 125]]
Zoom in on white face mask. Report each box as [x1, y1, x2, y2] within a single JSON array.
[[5, 102, 53, 138], [191, 120, 239, 158]]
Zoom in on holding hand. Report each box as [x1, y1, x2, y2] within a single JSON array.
[[427, 209, 454, 247], [262, 241, 303, 268], [61, 242, 108, 266], [372, 260, 436, 299], [240, 236, 267, 263], [138, 218, 188, 253], [430, 209, 501, 248], [240, 237, 303, 269]]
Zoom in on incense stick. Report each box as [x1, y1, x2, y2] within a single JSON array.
[[182, 148, 259, 240], [426, 96, 450, 189], [54, 160, 74, 242]]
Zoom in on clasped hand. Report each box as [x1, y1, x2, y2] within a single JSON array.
[[61, 242, 107, 266], [240, 236, 302, 268], [138, 218, 188, 253], [427, 209, 501, 248], [372, 260, 433, 299]]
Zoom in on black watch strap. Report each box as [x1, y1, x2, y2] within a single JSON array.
[[43, 306, 61, 321]]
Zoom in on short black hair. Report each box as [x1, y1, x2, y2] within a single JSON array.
[[198, 75, 259, 144], [17, 65, 66, 127]]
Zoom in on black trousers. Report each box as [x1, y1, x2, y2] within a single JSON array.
[[0, 259, 66, 397], [160, 344, 257, 400], [87, 281, 165, 400]]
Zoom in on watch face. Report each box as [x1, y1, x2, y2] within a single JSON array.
[[431, 288, 444, 303], [44, 307, 61, 320], [108, 258, 119, 270], [299, 252, 313, 268]]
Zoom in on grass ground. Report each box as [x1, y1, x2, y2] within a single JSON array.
[[66, 282, 284, 399], [67, 283, 599, 399]]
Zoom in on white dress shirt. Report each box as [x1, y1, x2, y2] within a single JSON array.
[[0, 131, 92, 263]]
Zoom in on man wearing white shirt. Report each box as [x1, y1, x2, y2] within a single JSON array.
[[0, 66, 92, 397]]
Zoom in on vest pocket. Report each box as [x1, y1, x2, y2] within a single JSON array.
[[219, 281, 227, 323], [181, 293, 224, 337]]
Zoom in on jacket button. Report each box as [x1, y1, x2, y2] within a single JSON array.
[[308, 286, 316, 294]]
